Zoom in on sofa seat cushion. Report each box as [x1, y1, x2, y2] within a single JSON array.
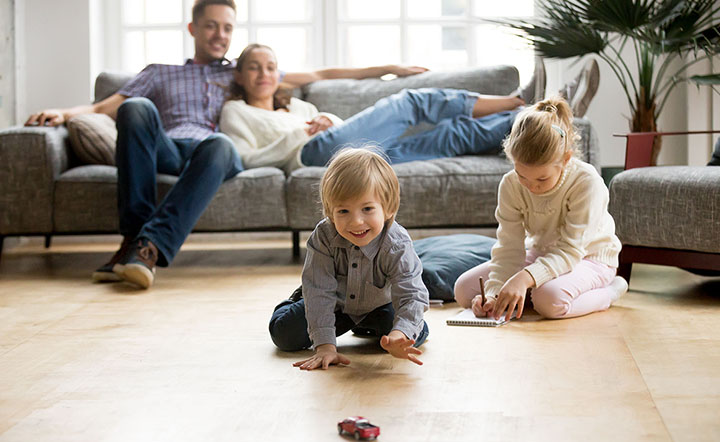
[[609, 166, 720, 254], [286, 155, 512, 230], [53, 165, 120, 232], [54, 165, 288, 233]]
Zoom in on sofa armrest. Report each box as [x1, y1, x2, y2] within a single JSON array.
[[0, 125, 71, 234]]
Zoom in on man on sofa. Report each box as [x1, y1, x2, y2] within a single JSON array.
[[24, 0, 429, 289]]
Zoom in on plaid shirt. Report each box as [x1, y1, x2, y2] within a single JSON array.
[[118, 59, 234, 140]]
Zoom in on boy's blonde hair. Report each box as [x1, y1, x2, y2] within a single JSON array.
[[320, 147, 400, 222], [503, 96, 581, 166]]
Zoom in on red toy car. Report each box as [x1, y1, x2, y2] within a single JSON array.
[[337, 416, 380, 440]]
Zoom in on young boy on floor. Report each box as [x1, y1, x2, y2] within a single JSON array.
[[268, 147, 429, 370]]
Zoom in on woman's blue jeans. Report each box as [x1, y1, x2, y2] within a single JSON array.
[[115, 97, 244, 266], [301, 88, 518, 166], [269, 298, 429, 352]]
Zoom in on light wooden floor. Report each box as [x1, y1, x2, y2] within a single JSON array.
[[1, 234, 719, 442]]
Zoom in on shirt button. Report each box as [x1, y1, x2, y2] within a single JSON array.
[[352, 263, 357, 268], [350, 294, 356, 299], [354, 246, 360, 250]]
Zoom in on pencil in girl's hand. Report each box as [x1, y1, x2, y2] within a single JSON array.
[[479, 277, 486, 305]]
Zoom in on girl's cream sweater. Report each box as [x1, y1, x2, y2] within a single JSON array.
[[486, 157, 622, 299]]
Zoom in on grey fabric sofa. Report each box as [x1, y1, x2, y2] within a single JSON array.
[[609, 131, 720, 280], [0, 65, 600, 258]]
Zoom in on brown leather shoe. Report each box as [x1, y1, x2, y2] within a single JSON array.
[[118, 238, 158, 289], [92, 236, 133, 283]]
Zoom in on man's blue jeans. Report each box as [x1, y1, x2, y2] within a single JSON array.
[[301, 88, 518, 166], [115, 97, 243, 266], [269, 298, 430, 352]]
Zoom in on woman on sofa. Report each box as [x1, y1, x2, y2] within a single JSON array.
[[219, 43, 534, 172]]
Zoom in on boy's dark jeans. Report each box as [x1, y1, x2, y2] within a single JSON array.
[[269, 299, 429, 352]]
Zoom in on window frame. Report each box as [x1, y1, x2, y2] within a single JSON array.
[[331, 0, 482, 67], [106, 0, 534, 74]]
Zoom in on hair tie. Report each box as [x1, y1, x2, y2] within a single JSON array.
[[551, 124, 565, 138]]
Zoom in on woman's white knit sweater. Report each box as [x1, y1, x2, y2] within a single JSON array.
[[486, 157, 622, 299], [219, 97, 343, 173]]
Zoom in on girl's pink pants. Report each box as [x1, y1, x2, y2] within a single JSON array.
[[454, 252, 617, 319]]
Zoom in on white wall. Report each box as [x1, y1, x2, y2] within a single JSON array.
[[0, 0, 17, 127], [686, 57, 717, 166], [546, 51, 706, 167], [21, 0, 93, 117]]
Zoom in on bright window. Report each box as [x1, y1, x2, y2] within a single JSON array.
[[119, 0, 191, 73], [114, 0, 534, 81]]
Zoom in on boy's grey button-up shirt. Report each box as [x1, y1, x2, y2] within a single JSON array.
[[302, 219, 429, 348]]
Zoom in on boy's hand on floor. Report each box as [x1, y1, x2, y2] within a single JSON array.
[[293, 344, 350, 370], [380, 330, 423, 366]]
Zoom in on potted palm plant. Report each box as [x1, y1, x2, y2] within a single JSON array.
[[494, 0, 720, 164]]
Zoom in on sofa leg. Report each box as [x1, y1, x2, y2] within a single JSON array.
[[44, 234, 52, 249], [617, 262, 632, 283], [292, 231, 300, 258]]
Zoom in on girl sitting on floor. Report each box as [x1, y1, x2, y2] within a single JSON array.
[[454, 97, 628, 320]]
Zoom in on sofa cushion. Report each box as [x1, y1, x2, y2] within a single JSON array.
[[53, 165, 120, 232], [188, 167, 289, 231], [301, 66, 520, 120], [94, 71, 134, 103], [286, 155, 513, 231], [67, 113, 117, 165], [54, 166, 288, 232], [414, 234, 496, 301], [609, 166, 720, 254]]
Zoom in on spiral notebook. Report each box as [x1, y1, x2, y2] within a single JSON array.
[[446, 308, 513, 327]]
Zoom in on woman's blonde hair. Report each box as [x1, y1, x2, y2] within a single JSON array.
[[320, 147, 400, 222], [503, 96, 580, 165]]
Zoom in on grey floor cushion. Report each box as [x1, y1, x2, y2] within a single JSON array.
[[414, 234, 496, 301]]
